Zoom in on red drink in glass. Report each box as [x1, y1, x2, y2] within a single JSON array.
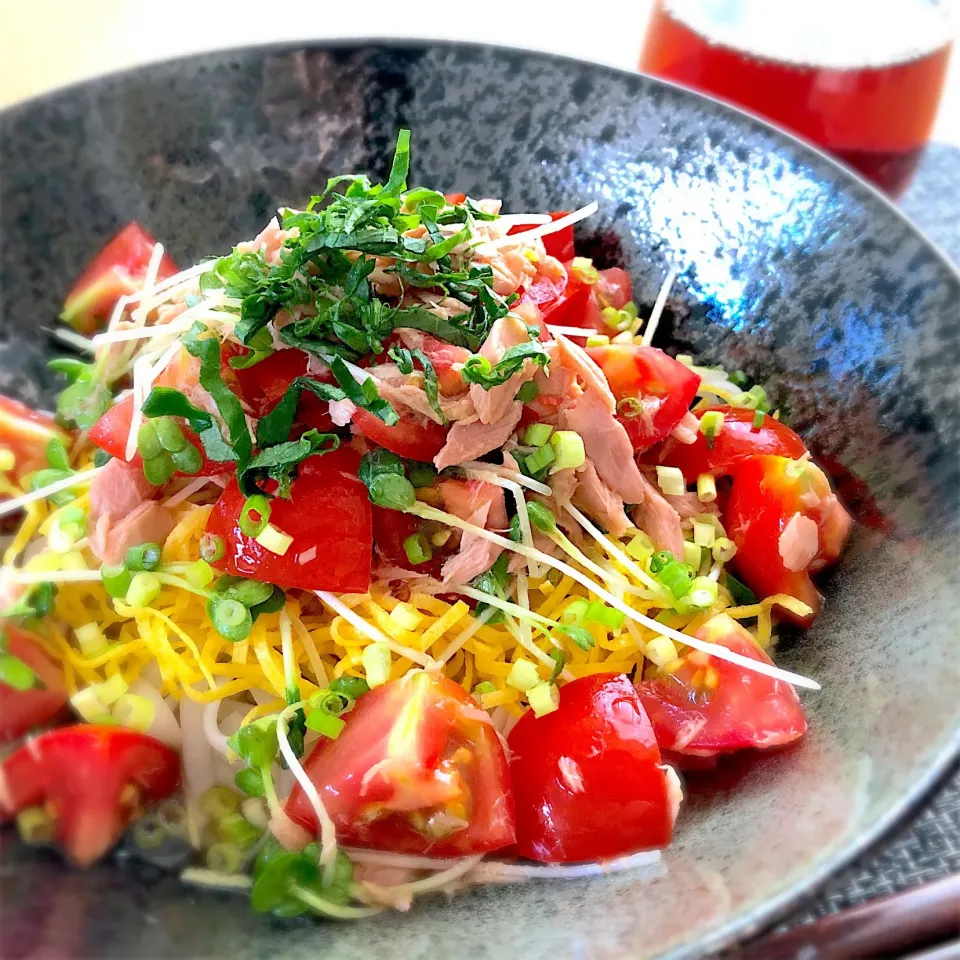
[[640, 0, 953, 195]]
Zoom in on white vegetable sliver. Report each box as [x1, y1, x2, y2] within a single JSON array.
[[640, 265, 679, 347], [413, 503, 821, 691], [488, 202, 599, 249], [459, 462, 552, 496], [0, 466, 104, 519], [315, 591, 435, 668]]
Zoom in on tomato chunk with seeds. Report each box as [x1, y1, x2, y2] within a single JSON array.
[[0, 397, 71, 487], [285, 672, 515, 856], [205, 446, 372, 593], [636, 614, 807, 761], [60, 223, 178, 334], [508, 674, 677, 863], [0, 725, 180, 866]]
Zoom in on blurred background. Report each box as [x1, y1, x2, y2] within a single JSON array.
[[1, 0, 956, 196]]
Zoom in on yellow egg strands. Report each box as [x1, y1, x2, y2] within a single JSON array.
[[25, 497, 795, 721]]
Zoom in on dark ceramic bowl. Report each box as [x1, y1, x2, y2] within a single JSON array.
[[1, 41, 959, 960]]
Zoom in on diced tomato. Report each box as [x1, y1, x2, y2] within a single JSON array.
[[351, 408, 448, 463], [0, 628, 68, 742], [206, 446, 372, 593], [60, 223, 179, 334], [508, 674, 676, 863], [658, 406, 808, 482], [532, 260, 599, 330], [724, 455, 852, 623], [371, 505, 442, 578], [0, 725, 181, 866], [586, 344, 702, 452], [636, 614, 807, 760], [88, 395, 227, 478], [230, 348, 334, 432], [443, 193, 467, 205], [0, 396, 72, 486], [415, 335, 472, 396], [285, 672, 515, 856], [507, 212, 575, 262]]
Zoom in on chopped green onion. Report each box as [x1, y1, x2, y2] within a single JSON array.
[[171, 443, 203, 475], [570, 258, 599, 284], [389, 602, 423, 631], [515, 381, 539, 403], [549, 430, 585, 472], [408, 462, 437, 489], [683, 541, 703, 570], [113, 693, 155, 732], [186, 559, 215, 588], [218, 812, 261, 849], [0, 653, 37, 691], [585, 334, 609, 347], [527, 682, 560, 718], [232, 718, 278, 769], [506, 658, 541, 692], [241, 797, 269, 830], [126, 572, 161, 607], [645, 636, 678, 668], [305, 710, 346, 739], [101, 563, 133, 599], [362, 642, 392, 688], [656, 465, 686, 497], [201, 785, 241, 820], [239, 495, 271, 537], [200, 533, 225, 563], [137, 422, 163, 460], [560, 598, 589, 624], [712, 537, 737, 563], [523, 443, 556, 476], [649, 550, 674, 574], [75, 623, 108, 656], [617, 397, 645, 419], [658, 560, 695, 600], [523, 423, 553, 447], [235, 767, 265, 798], [45, 437, 71, 471], [206, 842, 246, 874], [697, 473, 717, 503], [626, 531, 655, 562], [0, 448, 15, 472], [255, 523, 293, 556], [473, 681, 496, 696], [210, 598, 253, 642], [752, 409, 766, 430], [526, 501, 557, 534], [693, 521, 715, 548], [31, 468, 76, 506], [328, 676, 369, 701], [132, 814, 166, 850], [152, 416, 187, 453], [402, 532, 432, 565], [125, 542, 162, 572], [584, 601, 624, 630], [732, 384, 769, 411], [143, 452, 175, 485], [368, 474, 416, 511], [686, 576, 719, 609], [700, 410, 725, 448]]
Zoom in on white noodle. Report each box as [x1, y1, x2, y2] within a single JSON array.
[[640, 265, 679, 347]]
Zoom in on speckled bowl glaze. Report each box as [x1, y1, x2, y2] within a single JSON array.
[[1, 41, 959, 960]]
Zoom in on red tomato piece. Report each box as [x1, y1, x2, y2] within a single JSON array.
[[636, 614, 807, 760], [285, 672, 515, 856], [658, 406, 808, 482], [60, 223, 179, 334], [370, 505, 442, 578], [0, 397, 72, 487], [443, 193, 467, 205], [537, 261, 599, 330], [205, 447, 372, 592], [586, 344, 702, 452], [0, 725, 181, 866], [508, 674, 676, 863], [88, 395, 227, 478], [230, 348, 334, 432], [508, 212, 575, 262], [351, 408, 448, 463], [724, 455, 852, 623], [0, 628, 68, 742]]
